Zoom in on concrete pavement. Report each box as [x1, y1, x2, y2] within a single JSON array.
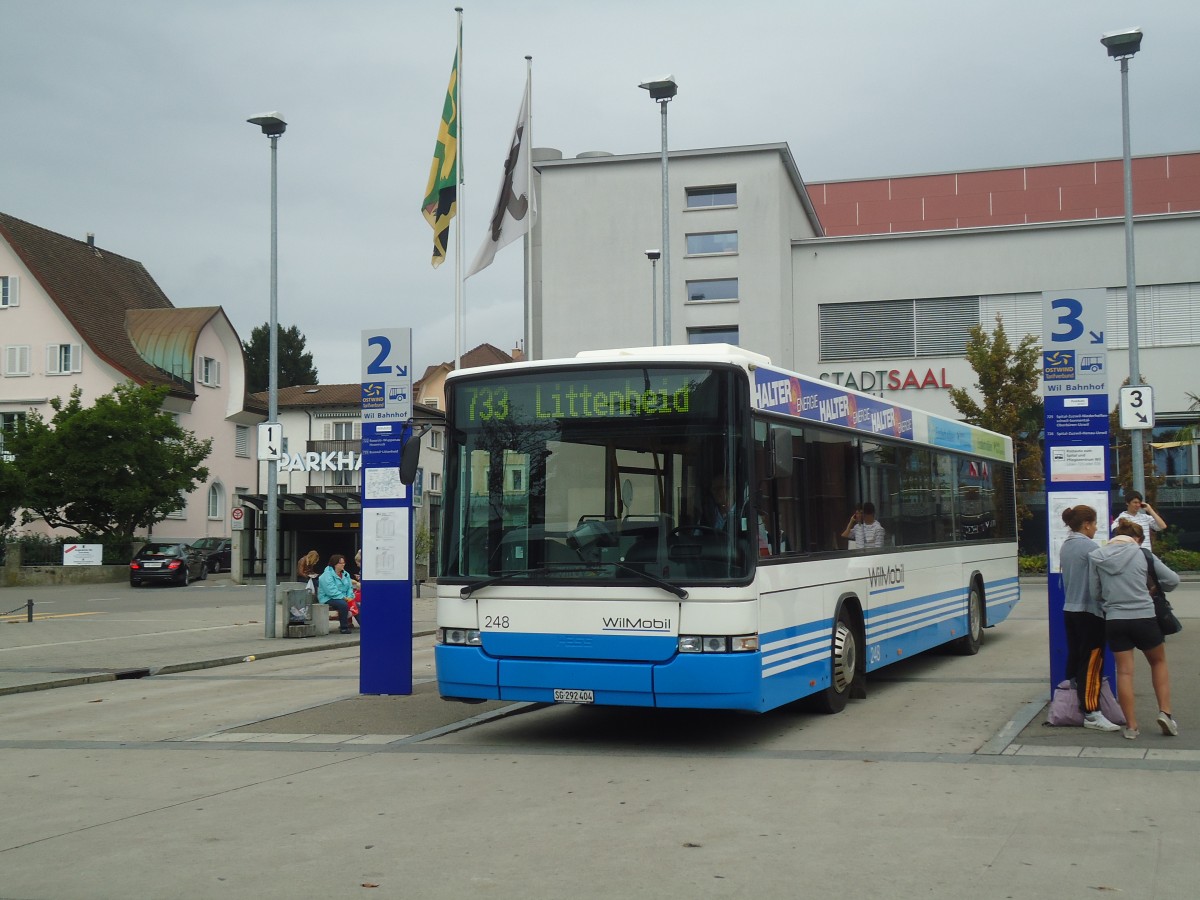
[[1, 578, 1198, 899]]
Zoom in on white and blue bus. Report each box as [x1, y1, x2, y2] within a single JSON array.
[[434, 345, 1019, 713]]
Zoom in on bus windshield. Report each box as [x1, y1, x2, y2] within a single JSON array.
[[443, 365, 750, 584]]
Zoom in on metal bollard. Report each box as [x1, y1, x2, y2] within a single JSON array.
[[27, 599, 34, 622]]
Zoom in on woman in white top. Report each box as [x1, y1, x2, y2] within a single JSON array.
[[1111, 490, 1166, 551], [842, 502, 886, 550]]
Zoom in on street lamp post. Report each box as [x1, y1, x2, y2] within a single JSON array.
[[1101, 28, 1145, 495], [639, 76, 677, 345], [248, 111, 286, 638], [645, 249, 661, 345]]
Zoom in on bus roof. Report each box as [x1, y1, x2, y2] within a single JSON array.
[[444, 344, 1013, 463]]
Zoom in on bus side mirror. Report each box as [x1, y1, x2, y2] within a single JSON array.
[[770, 425, 793, 479], [399, 433, 423, 485]]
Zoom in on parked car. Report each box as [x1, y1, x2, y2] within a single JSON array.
[[129, 542, 209, 586], [190, 537, 232, 574]]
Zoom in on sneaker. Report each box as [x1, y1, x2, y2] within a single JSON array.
[[339, 626, 353, 634], [1083, 711, 1121, 732], [1122, 727, 1140, 740], [1156, 711, 1179, 736]]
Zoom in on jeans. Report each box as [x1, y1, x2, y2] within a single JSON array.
[[326, 597, 351, 630]]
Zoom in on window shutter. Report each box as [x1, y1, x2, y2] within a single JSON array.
[[47, 345, 61, 374], [353, 421, 361, 439], [213, 359, 221, 386], [819, 300, 915, 361], [70, 344, 82, 373], [1, 275, 18, 307], [323, 422, 332, 439]]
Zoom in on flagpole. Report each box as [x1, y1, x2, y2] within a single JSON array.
[[454, 6, 464, 370], [524, 55, 533, 361]]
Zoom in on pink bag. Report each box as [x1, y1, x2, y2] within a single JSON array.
[[1046, 679, 1126, 726]]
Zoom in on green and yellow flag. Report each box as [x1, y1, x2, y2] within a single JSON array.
[[422, 47, 459, 268]]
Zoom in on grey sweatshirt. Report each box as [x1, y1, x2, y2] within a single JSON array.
[[1060, 531, 1101, 616], [1088, 537, 1180, 620]]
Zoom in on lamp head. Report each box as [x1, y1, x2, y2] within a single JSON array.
[[645, 249, 661, 261], [638, 76, 678, 101], [1101, 28, 1142, 59], [247, 112, 287, 136]]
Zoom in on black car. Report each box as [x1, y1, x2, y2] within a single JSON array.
[[129, 542, 209, 586], [190, 537, 232, 574]]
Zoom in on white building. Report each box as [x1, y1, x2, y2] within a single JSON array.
[[531, 145, 1200, 549]]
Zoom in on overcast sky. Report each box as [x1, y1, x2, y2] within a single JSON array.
[[3, 1, 1198, 385]]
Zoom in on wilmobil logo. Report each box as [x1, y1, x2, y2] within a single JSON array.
[[868, 564, 904, 590], [601, 617, 672, 633]]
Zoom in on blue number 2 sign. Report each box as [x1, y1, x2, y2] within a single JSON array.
[[361, 329, 413, 421]]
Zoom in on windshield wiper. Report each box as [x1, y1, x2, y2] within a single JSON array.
[[609, 562, 688, 599], [459, 562, 687, 600], [460, 567, 552, 599]]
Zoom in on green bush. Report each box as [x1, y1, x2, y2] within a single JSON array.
[[1019, 554, 1047, 575], [1162, 549, 1200, 573]]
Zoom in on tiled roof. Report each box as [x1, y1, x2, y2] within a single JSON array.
[[253, 383, 446, 420], [0, 211, 193, 396]]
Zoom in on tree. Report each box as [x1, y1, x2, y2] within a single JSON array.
[[0, 454, 23, 536], [8, 382, 212, 539], [242, 323, 319, 394], [947, 314, 1043, 528]]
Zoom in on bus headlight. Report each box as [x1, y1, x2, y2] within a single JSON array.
[[678, 634, 759, 653], [437, 627, 482, 646]]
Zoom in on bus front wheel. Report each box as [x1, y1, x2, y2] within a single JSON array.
[[812, 609, 859, 714]]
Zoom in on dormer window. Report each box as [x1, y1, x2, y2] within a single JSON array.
[[199, 356, 221, 387]]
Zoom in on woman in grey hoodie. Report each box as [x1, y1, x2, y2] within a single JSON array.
[[1059, 505, 1119, 731], [1088, 519, 1180, 739]]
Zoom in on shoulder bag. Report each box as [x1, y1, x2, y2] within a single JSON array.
[[1143, 548, 1182, 636]]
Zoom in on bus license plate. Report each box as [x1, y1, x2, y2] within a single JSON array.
[[553, 689, 594, 704]]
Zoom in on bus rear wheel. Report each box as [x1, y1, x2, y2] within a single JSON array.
[[812, 608, 858, 714], [950, 583, 984, 655]]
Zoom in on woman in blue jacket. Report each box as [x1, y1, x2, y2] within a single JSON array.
[[317, 553, 355, 634]]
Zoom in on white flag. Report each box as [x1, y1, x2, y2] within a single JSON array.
[[466, 72, 536, 278]]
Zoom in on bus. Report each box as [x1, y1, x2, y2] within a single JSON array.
[[434, 344, 1019, 713]]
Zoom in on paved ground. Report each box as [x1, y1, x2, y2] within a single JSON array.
[[0, 577, 1198, 899]]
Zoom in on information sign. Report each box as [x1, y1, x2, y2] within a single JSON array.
[[62, 544, 103, 566], [1041, 288, 1108, 394], [1118, 384, 1155, 430], [360, 329, 413, 423], [257, 423, 282, 460]]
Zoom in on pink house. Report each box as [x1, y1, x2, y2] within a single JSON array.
[[0, 211, 263, 541]]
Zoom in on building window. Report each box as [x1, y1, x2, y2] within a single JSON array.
[[685, 231, 738, 255], [423, 398, 440, 409], [331, 468, 355, 487], [686, 185, 737, 208], [324, 420, 359, 440], [430, 429, 442, 450], [1, 411, 25, 454], [510, 469, 523, 491], [687, 326, 739, 346], [686, 278, 738, 303], [819, 297, 980, 362], [165, 493, 187, 520], [4, 345, 31, 376], [46, 343, 82, 375], [0, 275, 19, 308], [207, 483, 223, 519], [198, 356, 221, 387], [430, 472, 441, 493], [235, 425, 250, 457]]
